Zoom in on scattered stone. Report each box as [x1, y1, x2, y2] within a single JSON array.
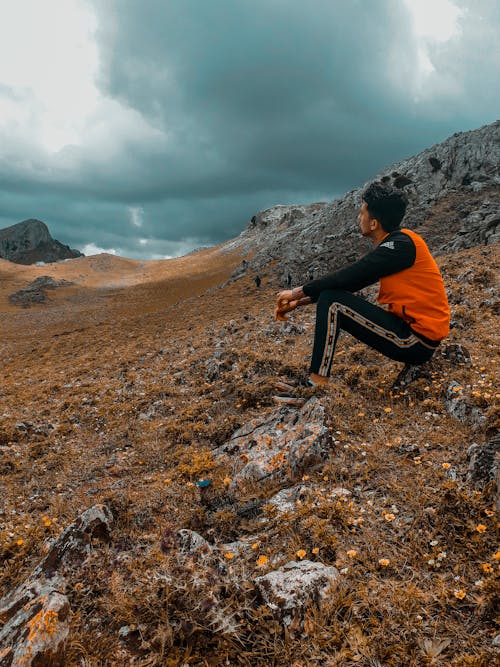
[[266, 485, 310, 514], [215, 398, 334, 487], [440, 343, 472, 365], [466, 433, 500, 490], [254, 560, 339, 626], [392, 362, 432, 388], [445, 382, 485, 427]]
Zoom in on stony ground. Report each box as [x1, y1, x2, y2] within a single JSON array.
[[0, 243, 498, 666]]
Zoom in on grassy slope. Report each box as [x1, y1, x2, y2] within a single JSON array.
[[0, 243, 498, 666]]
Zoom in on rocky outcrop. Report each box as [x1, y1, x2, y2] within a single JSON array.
[[9, 276, 74, 308], [215, 398, 334, 487], [0, 505, 113, 667], [228, 120, 500, 285], [0, 219, 82, 265]]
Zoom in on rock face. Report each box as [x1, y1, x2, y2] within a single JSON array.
[[228, 120, 500, 284], [0, 219, 82, 265]]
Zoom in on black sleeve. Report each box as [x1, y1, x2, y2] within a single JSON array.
[[302, 230, 416, 301]]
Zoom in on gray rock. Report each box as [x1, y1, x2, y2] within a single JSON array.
[[440, 344, 472, 365], [445, 382, 485, 427], [0, 505, 112, 667], [254, 560, 339, 625], [466, 434, 500, 490], [215, 398, 334, 487]]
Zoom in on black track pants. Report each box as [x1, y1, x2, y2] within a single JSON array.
[[309, 289, 438, 377]]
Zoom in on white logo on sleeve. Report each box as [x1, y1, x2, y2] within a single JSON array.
[[380, 241, 395, 249]]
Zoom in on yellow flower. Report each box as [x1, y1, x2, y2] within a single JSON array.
[[224, 552, 234, 560], [312, 547, 320, 555], [442, 463, 451, 470], [357, 412, 365, 417], [302, 475, 310, 481], [251, 542, 259, 550], [378, 558, 390, 567], [56, 483, 63, 489], [476, 524, 487, 533], [74, 582, 84, 591], [373, 418, 379, 424], [384, 407, 392, 413], [347, 549, 357, 558], [481, 563, 493, 574], [493, 551, 500, 561], [223, 477, 231, 485], [16, 539, 24, 546], [413, 457, 422, 465], [384, 513, 395, 521], [296, 549, 306, 559], [454, 589, 466, 599], [256, 555, 268, 567]]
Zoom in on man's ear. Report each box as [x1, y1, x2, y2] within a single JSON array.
[[371, 217, 380, 230]]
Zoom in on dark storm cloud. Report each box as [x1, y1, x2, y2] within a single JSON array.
[[0, 0, 498, 258]]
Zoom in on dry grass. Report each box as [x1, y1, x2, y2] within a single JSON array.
[[0, 242, 498, 666]]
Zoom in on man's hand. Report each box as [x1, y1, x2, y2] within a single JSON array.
[[274, 288, 311, 321]]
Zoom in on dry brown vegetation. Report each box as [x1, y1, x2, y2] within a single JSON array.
[[0, 242, 498, 666]]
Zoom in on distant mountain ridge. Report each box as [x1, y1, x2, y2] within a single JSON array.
[[228, 120, 500, 285], [0, 219, 83, 265]]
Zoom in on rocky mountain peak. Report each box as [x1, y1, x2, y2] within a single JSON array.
[[0, 218, 83, 265], [229, 120, 499, 285]]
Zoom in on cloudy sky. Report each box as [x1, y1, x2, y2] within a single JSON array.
[[0, 0, 498, 259]]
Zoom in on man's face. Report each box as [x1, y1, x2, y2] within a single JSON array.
[[358, 201, 374, 237]]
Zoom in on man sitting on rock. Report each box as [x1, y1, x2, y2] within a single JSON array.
[[275, 182, 450, 386]]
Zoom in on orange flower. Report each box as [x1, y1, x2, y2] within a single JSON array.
[[16, 539, 24, 546], [296, 549, 306, 559], [251, 542, 259, 550], [442, 463, 451, 470], [378, 558, 390, 567], [476, 524, 487, 533], [312, 547, 320, 555], [347, 549, 357, 558], [357, 412, 365, 417], [493, 551, 500, 561], [454, 589, 466, 599], [223, 477, 231, 485], [74, 583, 84, 591], [481, 563, 493, 574], [384, 407, 392, 413], [384, 513, 396, 522], [224, 552, 234, 560], [256, 555, 268, 567]]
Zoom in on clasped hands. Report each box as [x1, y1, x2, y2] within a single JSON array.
[[274, 287, 312, 321]]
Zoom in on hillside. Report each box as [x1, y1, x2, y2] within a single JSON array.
[[0, 242, 498, 665], [0, 125, 499, 666]]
